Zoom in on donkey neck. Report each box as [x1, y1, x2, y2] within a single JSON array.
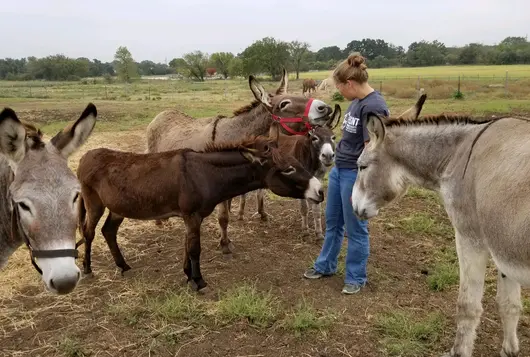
[[215, 105, 273, 140], [0, 158, 22, 268], [387, 124, 485, 190], [188, 151, 267, 201]]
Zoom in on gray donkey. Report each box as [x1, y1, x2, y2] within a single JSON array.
[[351, 111, 530, 357], [0, 103, 97, 295]]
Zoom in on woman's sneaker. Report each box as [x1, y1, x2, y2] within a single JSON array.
[[341, 283, 363, 294], [303, 268, 324, 279]]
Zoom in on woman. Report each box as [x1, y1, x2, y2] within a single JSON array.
[[303, 53, 389, 294]]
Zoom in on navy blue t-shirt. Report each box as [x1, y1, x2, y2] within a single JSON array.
[[335, 90, 389, 170]]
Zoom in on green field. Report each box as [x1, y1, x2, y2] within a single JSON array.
[[299, 64, 530, 80]]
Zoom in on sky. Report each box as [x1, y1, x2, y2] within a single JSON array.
[[1, 0, 528, 63]]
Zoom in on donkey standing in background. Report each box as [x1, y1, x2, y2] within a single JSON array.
[[351, 110, 530, 357], [236, 124, 338, 241], [0, 103, 97, 295], [146, 70, 335, 255], [77, 121, 323, 291]]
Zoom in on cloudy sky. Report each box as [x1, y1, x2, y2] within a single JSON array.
[[1, 0, 528, 62]]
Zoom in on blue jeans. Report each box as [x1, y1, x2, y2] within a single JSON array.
[[313, 166, 369, 286]]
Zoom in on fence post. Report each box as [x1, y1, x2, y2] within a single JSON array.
[[458, 75, 461, 94], [29, 86, 32, 98], [505, 71, 508, 97], [379, 80, 383, 94], [416, 75, 420, 94], [148, 85, 151, 100], [105, 85, 108, 100]]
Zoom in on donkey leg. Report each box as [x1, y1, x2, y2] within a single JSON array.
[[443, 231, 489, 357], [81, 193, 105, 276], [299, 199, 310, 233], [496, 272, 521, 357], [310, 201, 324, 241], [101, 211, 130, 274], [183, 213, 207, 291], [251, 189, 272, 221], [217, 201, 233, 254], [237, 194, 246, 221]]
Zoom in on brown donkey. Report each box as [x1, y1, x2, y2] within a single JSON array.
[[0, 104, 97, 295], [146, 70, 335, 255], [77, 122, 324, 291], [236, 118, 339, 241]]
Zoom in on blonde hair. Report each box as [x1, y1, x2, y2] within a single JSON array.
[[333, 53, 369, 84]]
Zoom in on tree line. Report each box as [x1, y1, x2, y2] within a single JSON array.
[[0, 36, 529, 82]]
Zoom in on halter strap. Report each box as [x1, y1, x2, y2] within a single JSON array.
[[271, 98, 315, 136]]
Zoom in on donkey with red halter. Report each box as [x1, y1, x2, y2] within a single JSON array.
[[0, 104, 97, 294], [146, 70, 335, 255], [236, 110, 340, 241]]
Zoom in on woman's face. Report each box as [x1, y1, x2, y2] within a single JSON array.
[[335, 80, 358, 101]]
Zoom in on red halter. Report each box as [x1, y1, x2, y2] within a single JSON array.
[[271, 98, 314, 136]]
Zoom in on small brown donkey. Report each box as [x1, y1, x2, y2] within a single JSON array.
[[77, 121, 324, 291], [0, 103, 97, 295]]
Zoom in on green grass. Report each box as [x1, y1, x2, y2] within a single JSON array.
[[374, 310, 446, 357], [57, 337, 89, 357], [299, 64, 530, 80], [146, 289, 206, 322], [426, 246, 459, 292], [398, 212, 453, 237], [282, 299, 336, 336], [216, 284, 279, 327]]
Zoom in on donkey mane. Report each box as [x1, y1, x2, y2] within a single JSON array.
[[232, 99, 265, 117], [383, 114, 500, 128]]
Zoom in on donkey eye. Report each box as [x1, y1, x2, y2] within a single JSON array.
[[73, 192, 80, 203], [281, 166, 296, 176], [358, 165, 368, 171], [279, 100, 291, 110], [311, 136, 319, 142], [18, 202, 31, 212], [331, 136, 336, 141]]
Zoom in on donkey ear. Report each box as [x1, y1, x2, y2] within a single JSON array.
[[268, 121, 281, 144], [275, 68, 288, 95], [0, 107, 27, 169], [326, 104, 342, 130], [241, 151, 267, 166], [366, 113, 386, 146], [249, 76, 272, 108], [50, 103, 97, 158], [397, 92, 427, 120]]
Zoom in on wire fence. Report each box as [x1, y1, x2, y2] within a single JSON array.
[[0, 74, 529, 101]]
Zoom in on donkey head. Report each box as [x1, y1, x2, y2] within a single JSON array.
[[351, 94, 428, 220], [249, 69, 334, 135], [241, 121, 324, 204], [0, 103, 97, 295], [308, 126, 336, 167]]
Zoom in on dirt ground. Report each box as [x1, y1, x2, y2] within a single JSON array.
[[1, 125, 530, 357]]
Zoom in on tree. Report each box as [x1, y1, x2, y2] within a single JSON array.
[[289, 41, 310, 79], [210, 52, 234, 79], [182, 51, 210, 81], [114, 46, 138, 82], [315, 46, 343, 62], [228, 57, 244, 78], [239, 37, 291, 80]]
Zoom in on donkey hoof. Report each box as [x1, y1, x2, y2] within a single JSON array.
[[188, 278, 208, 292], [120, 264, 132, 275], [81, 271, 94, 279], [501, 348, 520, 357]]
